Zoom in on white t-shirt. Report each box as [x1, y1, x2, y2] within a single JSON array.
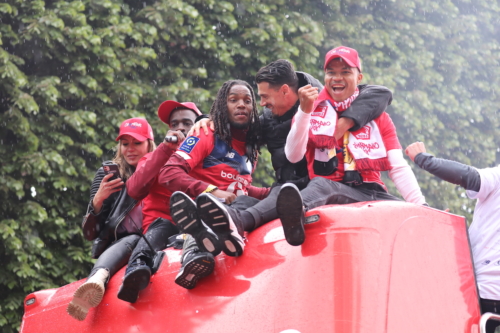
[[467, 166, 500, 300]]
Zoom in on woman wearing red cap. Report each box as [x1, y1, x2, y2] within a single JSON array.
[[67, 117, 157, 321]]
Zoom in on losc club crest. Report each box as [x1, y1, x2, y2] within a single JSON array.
[[353, 126, 371, 140], [312, 105, 328, 118]]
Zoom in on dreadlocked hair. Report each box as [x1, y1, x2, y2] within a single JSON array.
[[209, 80, 261, 166]]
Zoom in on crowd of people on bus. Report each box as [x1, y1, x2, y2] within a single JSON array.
[[65, 45, 500, 332]]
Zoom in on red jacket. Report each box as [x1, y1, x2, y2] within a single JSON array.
[[126, 143, 176, 231]]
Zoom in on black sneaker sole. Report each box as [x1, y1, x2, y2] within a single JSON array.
[[170, 192, 222, 256], [276, 184, 306, 246], [196, 194, 244, 257], [175, 253, 215, 289], [117, 267, 151, 303]]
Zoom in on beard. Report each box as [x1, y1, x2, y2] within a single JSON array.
[[229, 119, 250, 130]]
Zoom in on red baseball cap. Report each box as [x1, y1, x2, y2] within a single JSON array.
[[115, 117, 154, 141], [157, 101, 203, 125], [324, 46, 362, 72]]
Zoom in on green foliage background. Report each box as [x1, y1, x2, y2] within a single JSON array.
[[1, 0, 499, 331]]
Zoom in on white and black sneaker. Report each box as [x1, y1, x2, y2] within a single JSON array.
[[276, 183, 306, 246], [196, 193, 245, 257], [175, 235, 215, 290], [170, 191, 222, 256]]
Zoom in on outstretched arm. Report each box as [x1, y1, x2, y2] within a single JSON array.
[[406, 142, 480, 191], [127, 130, 184, 200], [159, 154, 237, 204], [126, 143, 174, 200]]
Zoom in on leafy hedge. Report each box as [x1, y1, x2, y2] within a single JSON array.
[[1, 0, 500, 331]]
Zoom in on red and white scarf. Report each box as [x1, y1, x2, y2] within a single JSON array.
[[308, 87, 390, 172], [308, 88, 359, 149], [345, 122, 391, 171]]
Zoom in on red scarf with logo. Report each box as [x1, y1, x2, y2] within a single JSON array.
[[345, 122, 391, 171], [308, 88, 359, 149]]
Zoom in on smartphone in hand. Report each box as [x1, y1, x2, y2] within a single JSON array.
[[102, 162, 120, 181]]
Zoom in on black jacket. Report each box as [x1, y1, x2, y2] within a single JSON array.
[[259, 71, 393, 188], [260, 72, 322, 188], [82, 165, 137, 258]]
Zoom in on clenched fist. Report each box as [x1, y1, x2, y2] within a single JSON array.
[[298, 84, 319, 114], [405, 141, 427, 162]]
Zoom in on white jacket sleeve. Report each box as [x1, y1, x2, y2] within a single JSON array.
[[285, 107, 311, 163], [387, 149, 426, 204]]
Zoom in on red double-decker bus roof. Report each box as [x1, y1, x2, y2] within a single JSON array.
[[21, 201, 481, 332]]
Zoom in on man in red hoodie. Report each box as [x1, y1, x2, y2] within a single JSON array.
[[116, 101, 204, 303]]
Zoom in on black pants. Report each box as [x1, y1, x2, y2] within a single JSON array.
[[246, 177, 401, 229], [300, 177, 400, 208], [481, 298, 500, 333], [128, 217, 179, 268], [88, 234, 140, 281], [229, 195, 261, 211]]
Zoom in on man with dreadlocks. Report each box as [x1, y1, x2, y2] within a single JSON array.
[[158, 80, 269, 289]]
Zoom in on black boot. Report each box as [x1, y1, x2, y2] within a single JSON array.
[[117, 258, 151, 303], [276, 183, 306, 246], [170, 191, 222, 256], [175, 235, 215, 289], [196, 193, 245, 257]]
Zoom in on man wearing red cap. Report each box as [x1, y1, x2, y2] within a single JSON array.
[[116, 101, 205, 303], [276, 46, 426, 245], [126, 101, 202, 230]]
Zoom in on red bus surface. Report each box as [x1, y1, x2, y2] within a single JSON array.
[[20, 201, 482, 332]]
